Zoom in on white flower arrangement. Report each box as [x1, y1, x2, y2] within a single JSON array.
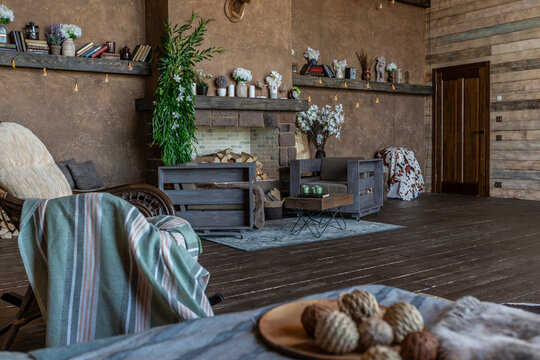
[[386, 62, 397, 72], [291, 48, 295, 56], [304, 47, 320, 62], [333, 59, 347, 72], [60, 24, 82, 39], [297, 104, 345, 149], [232, 68, 252, 82], [265, 70, 282, 90], [196, 69, 213, 79], [0, 4, 13, 23]]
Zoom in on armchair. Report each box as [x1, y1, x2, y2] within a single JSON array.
[[290, 157, 383, 219]]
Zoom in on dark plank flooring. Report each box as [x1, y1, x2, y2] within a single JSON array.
[[2, 193, 540, 352]]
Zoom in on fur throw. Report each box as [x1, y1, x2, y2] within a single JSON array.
[[432, 296, 540, 360]]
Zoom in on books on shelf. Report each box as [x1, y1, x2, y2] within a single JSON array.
[[90, 45, 108, 58], [9, 31, 26, 52], [100, 52, 120, 59], [131, 44, 152, 62], [76, 42, 93, 56]]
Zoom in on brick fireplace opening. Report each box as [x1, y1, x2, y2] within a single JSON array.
[[194, 127, 279, 180]]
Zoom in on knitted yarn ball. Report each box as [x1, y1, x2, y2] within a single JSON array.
[[357, 318, 394, 352], [362, 345, 402, 360], [314, 311, 359, 355], [338, 289, 380, 323], [400, 331, 439, 360], [301, 303, 332, 338], [383, 302, 424, 342]]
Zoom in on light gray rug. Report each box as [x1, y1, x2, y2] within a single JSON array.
[[201, 217, 405, 252]]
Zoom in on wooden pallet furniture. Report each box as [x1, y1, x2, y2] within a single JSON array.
[[158, 163, 257, 237], [290, 158, 383, 219]]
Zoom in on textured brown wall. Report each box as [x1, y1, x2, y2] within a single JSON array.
[[2, 1, 146, 186], [166, 0, 292, 95], [292, 0, 427, 169]]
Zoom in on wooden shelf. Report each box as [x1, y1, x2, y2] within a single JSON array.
[[136, 96, 309, 112], [293, 75, 432, 96], [0, 50, 151, 76]]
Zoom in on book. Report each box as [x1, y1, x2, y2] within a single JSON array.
[[85, 46, 102, 57], [25, 40, 48, 47], [137, 45, 149, 61], [0, 43, 17, 49], [90, 45, 108, 58], [322, 64, 335, 78], [100, 52, 120, 58], [131, 45, 142, 61], [140, 45, 152, 62], [18, 32, 26, 52], [309, 67, 323, 73], [10, 31, 21, 51], [26, 45, 49, 51], [76, 42, 93, 56], [79, 45, 97, 57], [0, 47, 16, 52]]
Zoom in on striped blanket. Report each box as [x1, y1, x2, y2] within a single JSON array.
[[18, 193, 213, 348]]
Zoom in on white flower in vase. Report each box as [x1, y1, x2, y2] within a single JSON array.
[[266, 70, 282, 98], [304, 47, 320, 63], [59, 24, 82, 39], [0, 4, 14, 23], [386, 62, 397, 72], [232, 68, 252, 83], [333, 60, 347, 72]]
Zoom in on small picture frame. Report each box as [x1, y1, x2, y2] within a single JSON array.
[[292, 64, 298, 73]]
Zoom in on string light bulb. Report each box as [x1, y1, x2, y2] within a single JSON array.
[[74, 80, 79, 92], [308, 95, 311, 103], [392, 0, 395, 4], [334, 94, 338, 101], [356, 102, 360, 108], [376, 96, 380, 104], [11, 59, 15, 68], [377, 2, 383, 10], [392, 83, 396, 90], [128, 62, 133, 71], [105, 73, 109, 83], [344, 81, 348, 88], [42, 67, 47, 77], [366, 82, 370, 89], [318, 77, 322, 84]]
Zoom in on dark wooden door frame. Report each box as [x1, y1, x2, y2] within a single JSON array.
[[432, 61, 490, 196]]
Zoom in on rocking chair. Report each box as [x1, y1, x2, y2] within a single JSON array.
[[0, 122, 221, 350]]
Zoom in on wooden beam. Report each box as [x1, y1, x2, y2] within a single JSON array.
[[136, 96, 309, 112], [396, 0, 430, 8], [292, 75, 432, 96], [0, 51, 150, 76]]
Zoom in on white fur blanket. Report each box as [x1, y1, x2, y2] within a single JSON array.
[[432, 296, 540, 360]]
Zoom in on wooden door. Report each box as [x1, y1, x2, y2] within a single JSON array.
[[432, 62, 490, 196]]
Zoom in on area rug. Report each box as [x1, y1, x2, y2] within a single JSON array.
[[201, 217, 405, 252]]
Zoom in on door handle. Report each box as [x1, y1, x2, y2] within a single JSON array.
[[473, 130, 485, 135]]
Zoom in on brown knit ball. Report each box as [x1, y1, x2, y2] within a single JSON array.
[[301, 303, 332, 338], [362, 345, 402, 360], [338, 289, 380, 323], [383, 302, 424, 342], [400, 331, 439, 360], [357, 318, 394, 352], [314, 311, 359, 355]]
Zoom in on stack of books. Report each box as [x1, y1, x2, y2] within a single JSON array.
[[0, 43, 17, 52], [76, 42, 109, 58], [25, 39, 49, 54], [10, 31, 26, 52], [101, 52, 120, 60], [131, 44, 152, 62]]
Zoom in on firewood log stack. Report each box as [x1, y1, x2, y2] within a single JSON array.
[[0, 209, 18, 239], [195, 148, 267, 180]]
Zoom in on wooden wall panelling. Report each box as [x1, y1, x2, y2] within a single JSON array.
[[425, 0, 540, 200]]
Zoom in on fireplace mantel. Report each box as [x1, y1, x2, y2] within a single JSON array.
[[135, 96, 308, 112]]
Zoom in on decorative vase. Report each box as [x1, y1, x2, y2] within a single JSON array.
[[50, 45, 62, 56], [309, 59, 318, 67], [315, 149, 326, 159], [217, 88, 227, 97], [397, 69, 403, 84], [249, 85, 256, 98], [269, 86, 278, 99], [0, 24, 7, 44], [228, 84, 235, 97], [336, 69, 344, 79], [196, 85, 209, 96], [236, 81, 248, 98], [387, 71, 394, 83], [362, 69, 372, 81], [62, 38, 76, 56]]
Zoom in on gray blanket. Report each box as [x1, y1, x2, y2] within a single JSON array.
[[432, 296, 540, 360]]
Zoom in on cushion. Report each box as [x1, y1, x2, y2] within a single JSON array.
[[0, 122, 73, 199], [55, 159, 76, 189], [307, 181, 348, 194], [320, 157, 364, 181], [68, 161, 104, 190]]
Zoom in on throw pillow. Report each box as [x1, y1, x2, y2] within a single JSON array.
[[68, 161, 104, 190], [55, 159, 76, 189]]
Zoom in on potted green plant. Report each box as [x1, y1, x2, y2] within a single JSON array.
[[152, 13, 225, 166], [195, 69, 212, 96], [46, 23, 63, 55]]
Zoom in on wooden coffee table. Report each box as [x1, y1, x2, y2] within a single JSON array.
[[284, 193, 353, 238]]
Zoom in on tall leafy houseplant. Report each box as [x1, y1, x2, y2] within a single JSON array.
[[153, 13, 225, 165]]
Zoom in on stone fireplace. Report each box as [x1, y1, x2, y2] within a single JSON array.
[[136, 96, 308, 188]]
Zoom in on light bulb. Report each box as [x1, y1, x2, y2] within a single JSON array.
[[318, 77, 322, 84], [366, 82, 370, 89], [105, 74, 109, 83], [356, 102, 360, 108], [376, 96, 380, 104], [344, 81, 348, 88], [392, 83, 396, 90], [334, 94, 338, 101], [42, 68, 47, 77], [128, 63, 133, 71], [308, 95, 311, 102], [74, 81, 79, 92], [378, 2, 383, 10], [11, 59, 15, 68]]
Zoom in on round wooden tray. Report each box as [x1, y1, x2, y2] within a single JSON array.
[[259, 299, 387, 360]]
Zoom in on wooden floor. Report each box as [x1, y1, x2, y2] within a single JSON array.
[[2, 193, 540, 351]]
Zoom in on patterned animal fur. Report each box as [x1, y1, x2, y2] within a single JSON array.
[[432, 296, 540, 360]]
